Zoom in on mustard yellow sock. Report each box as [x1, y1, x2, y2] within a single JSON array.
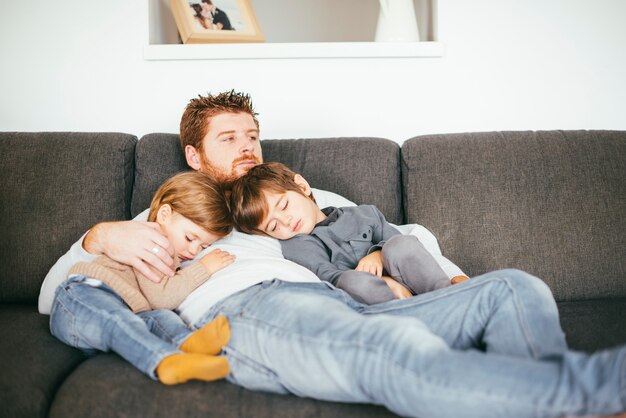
[[180, 315, 230, 355], [156, 353, 230, 385]]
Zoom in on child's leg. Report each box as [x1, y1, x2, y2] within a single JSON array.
[[138, 309, 194, 346], [50, 277, 230, 383], [139, 310, 230, 355], [50, 277, 179, 379], [335, 270, 396, 304], [382, 235, 450, 295]]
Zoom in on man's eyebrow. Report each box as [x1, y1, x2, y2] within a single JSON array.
[[215, 130, 235, 137]]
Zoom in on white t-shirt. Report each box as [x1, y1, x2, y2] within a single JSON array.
[[38, 188, 464, 321]]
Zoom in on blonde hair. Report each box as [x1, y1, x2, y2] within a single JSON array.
[[148, 171, 232, 237], [230, 162, 315, 235]]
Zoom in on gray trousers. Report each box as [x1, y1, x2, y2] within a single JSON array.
[[336, 235, 450, 305]]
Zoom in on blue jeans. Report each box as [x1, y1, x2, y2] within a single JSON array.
[[50, 276, 192, 379], [194, 269, 626, 418]]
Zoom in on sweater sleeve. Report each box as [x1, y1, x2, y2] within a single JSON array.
[[281, 236, 346, 285], [136, 262, 211, 310]]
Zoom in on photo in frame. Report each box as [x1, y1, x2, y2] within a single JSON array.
[[169, 0, 264, 44]]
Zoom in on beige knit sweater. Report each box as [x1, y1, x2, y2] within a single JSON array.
[[68, 256, 210, 313]]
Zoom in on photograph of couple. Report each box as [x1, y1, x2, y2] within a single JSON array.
[[189, 0, 236, 31]]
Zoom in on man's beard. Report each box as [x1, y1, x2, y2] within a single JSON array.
[[199, 154, 261, 183]]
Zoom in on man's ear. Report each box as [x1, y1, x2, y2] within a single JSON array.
[[156, 204, 173, 225], [185, 145, 202, 171], [293, 174, 312, 197]]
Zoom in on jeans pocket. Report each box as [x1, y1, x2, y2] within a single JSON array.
[[50, 295, 78, 347]]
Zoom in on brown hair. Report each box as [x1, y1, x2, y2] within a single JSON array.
[[148, 171, 232, 237], [179, 90, 259, 153], [229, 162, 315, 235]]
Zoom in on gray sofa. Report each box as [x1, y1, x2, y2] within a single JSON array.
[[1, 130, 625, 418]]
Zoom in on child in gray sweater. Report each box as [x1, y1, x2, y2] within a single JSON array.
[[230, 162, 469, 304]]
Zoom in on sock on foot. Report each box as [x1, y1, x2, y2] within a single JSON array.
[[156, 353, 230, 385], [180, 315, 230, 355]]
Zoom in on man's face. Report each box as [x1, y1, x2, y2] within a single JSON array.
[[197, 112, 263, 182]]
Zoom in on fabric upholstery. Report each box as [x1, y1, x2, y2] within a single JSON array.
[[49, 354, 395, 418], [0, 132, 136, 303], [131, 133, 190, 218], [401, 130, 626, 302], [558, 298, 626, 351], [132, 135, 403, 224], [0, 305, 86, 418], [1, 130, 625, 418], [262, 137, 403, 224]]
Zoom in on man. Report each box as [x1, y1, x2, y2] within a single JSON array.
[[39, 91, 626, 418], [201, 0, 234, 31]]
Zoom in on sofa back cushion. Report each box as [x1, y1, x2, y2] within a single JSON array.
[[132, 134, 403, 224], [402, 130, 626, 302], [0, 132, 136, 303]]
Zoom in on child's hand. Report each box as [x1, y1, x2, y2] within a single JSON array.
[[451, 275, 470, 285], [199, 249, 236, 276], [381, 276, 412, 299], [356, 250, 384, 277]]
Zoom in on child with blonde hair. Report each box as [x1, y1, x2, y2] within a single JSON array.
[[50, 172, 235, 384], [230, 162, 469, 304]]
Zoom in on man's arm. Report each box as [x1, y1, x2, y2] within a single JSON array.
[[38, 210, 175, 314], [84, 220, 175, 280]]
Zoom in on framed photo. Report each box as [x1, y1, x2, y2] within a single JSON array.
[[169, 0, 264, 44]]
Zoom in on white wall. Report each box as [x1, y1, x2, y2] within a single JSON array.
[[1, 0, 625, 143]]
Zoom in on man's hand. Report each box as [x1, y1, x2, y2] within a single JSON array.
[[381, 275, 412, 299], [84, 221, 175, 283], [199, 249, 236, 276], [356, 250, 384, 277]]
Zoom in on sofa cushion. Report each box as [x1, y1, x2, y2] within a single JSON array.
[[49, 353, 396, 418], [0, 132, 136, 303], [131, 133, 190, 218], [401, 130, 626, 302], [0, 305, 86, 418], [262, 137, 403, 224], [558, 298, 626, 352], [132, 135, 403, 224]]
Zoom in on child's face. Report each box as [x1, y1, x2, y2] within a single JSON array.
[[160, 212, 220, 262], [258, 190, 326, 240]]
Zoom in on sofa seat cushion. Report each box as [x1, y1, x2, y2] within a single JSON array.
[[0, 305, 86, 418], [49, 353, 396, 418]]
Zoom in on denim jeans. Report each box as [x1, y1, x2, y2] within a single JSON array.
[[50, 276, 192, 379], [194, 269, 626, 418]]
